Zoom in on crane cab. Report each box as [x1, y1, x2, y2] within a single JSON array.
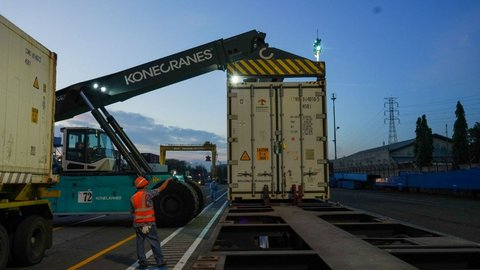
[[61, 127, 116, 172]]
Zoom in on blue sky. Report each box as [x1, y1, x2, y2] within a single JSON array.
[[2, 1, 479, 164]]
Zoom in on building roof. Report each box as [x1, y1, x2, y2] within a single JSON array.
[[344, 133, 451, 158]]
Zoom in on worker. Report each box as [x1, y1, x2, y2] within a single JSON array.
[[74, 142, 85, 161], [210, 179, 218, 202], [131, 176, 172, 269]]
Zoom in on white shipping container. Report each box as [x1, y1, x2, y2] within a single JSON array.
[[0, 15, 57, 183], [228, 81, 329, 201]]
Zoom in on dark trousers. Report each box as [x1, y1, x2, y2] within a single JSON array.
[[135, 225, 164, 266]]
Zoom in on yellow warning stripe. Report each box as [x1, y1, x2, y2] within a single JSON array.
[[228, 59, 324, 77], [285, 59, 302, 73], [277, 59, 294, 74], [227, 64, 235, 74], [238, 60, 257, 75], [233, 62, 248, 75], [294, 59, 313, 73], [305, 60, 322, 73], [248, 60, 267, 75], [268, 60, 285, 75], [256, 59, 275, 74]]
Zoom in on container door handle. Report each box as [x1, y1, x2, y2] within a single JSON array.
[[257, 171, 273, 177], [237, 171, 252, 177]]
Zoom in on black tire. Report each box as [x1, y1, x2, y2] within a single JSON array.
[[153, 181, 197, 227], [0, 225, 9, 269], [12, 215, 47, 266], [183, 182, 200, 218], [185, 179, 205, 217]]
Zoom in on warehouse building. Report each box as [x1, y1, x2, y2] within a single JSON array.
[[332, 134, 453, 177]]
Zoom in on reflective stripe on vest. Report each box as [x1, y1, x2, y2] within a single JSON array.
[[131, 190, 155, 223]]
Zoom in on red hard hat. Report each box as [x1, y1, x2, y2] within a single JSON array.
[[135, 176, 149, 189]]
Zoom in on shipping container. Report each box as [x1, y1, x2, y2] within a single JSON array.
[[227, 81, 329, 201], [0, 15, 57, 182], [0, 15, 57, 268]]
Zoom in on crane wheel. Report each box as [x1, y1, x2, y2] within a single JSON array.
[[183, 182, 200, 218], [153, 181, 198, 227], [12, 215, 47, 266], [0, 224, 9, 269], [185, 179, 205, 217]]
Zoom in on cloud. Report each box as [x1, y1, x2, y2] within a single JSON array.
[[54, 110, 227, 161]]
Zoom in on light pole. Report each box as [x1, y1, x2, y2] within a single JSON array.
[[331, 93, 337, 160], [313, 36, 322, 61]]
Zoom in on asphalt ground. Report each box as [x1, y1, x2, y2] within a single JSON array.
[[8, 186, 479, 269], [6, 185, 227, 270], [330, 188, 480, 243]]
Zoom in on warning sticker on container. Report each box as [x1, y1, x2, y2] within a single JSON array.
[[33, 77, 39, 89], [31, 107, 38, 123], [306, 149, 315, 160], [240, 151, 251, 161], [256, 148, 269, 160]]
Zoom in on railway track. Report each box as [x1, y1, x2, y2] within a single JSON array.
[[125, 195, 227, 270], [9, 187, 480, 269], [188, 194, 480, 269]]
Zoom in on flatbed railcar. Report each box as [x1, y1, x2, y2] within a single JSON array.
[[188, 199, 480, 269]]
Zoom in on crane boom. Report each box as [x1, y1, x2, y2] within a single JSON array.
[[55, 30, 267, 121], [55, 30, 325, 122]]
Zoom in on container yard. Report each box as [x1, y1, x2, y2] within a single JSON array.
[[2, 2, 480, 269]]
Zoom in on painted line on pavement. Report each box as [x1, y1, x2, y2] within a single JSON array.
[[66, 192, 228, 270], [126, 191, 226, 270], [173, 200, 227, 270], [53, 214, 107, 232], [67, 234, 136, 270]]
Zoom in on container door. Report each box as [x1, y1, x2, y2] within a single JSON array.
[[228, 85, 276, 200], [279, 83, 328, 199], [228, 81, 329, 202]]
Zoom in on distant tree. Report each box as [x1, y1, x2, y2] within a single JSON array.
[[414, 115, 433, 168], [165, 159, 188, 174], [468, 122, 480, 163], [452, 101, 469, 166], [215, 164, 228, 182], [191, 164, 208, 182]]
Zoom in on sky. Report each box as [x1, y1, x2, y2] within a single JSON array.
[[2, 0, 480, 165]]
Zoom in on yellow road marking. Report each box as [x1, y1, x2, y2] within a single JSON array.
[[67, 234, 136, 270]]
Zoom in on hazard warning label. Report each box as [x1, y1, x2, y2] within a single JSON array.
[[33, 77, 39, 89], [31, 107, 38, 123], [256, 148, 269, 160], [240, 151, 251, 161]]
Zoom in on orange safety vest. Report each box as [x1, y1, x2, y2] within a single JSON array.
[[130, 190, 155, 223]]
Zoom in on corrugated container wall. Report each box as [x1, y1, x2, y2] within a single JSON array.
[[228, 81, 329, 201], [0, 15, 57, 182]]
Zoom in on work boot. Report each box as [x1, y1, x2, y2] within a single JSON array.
[[157, 260, 167, 268]]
